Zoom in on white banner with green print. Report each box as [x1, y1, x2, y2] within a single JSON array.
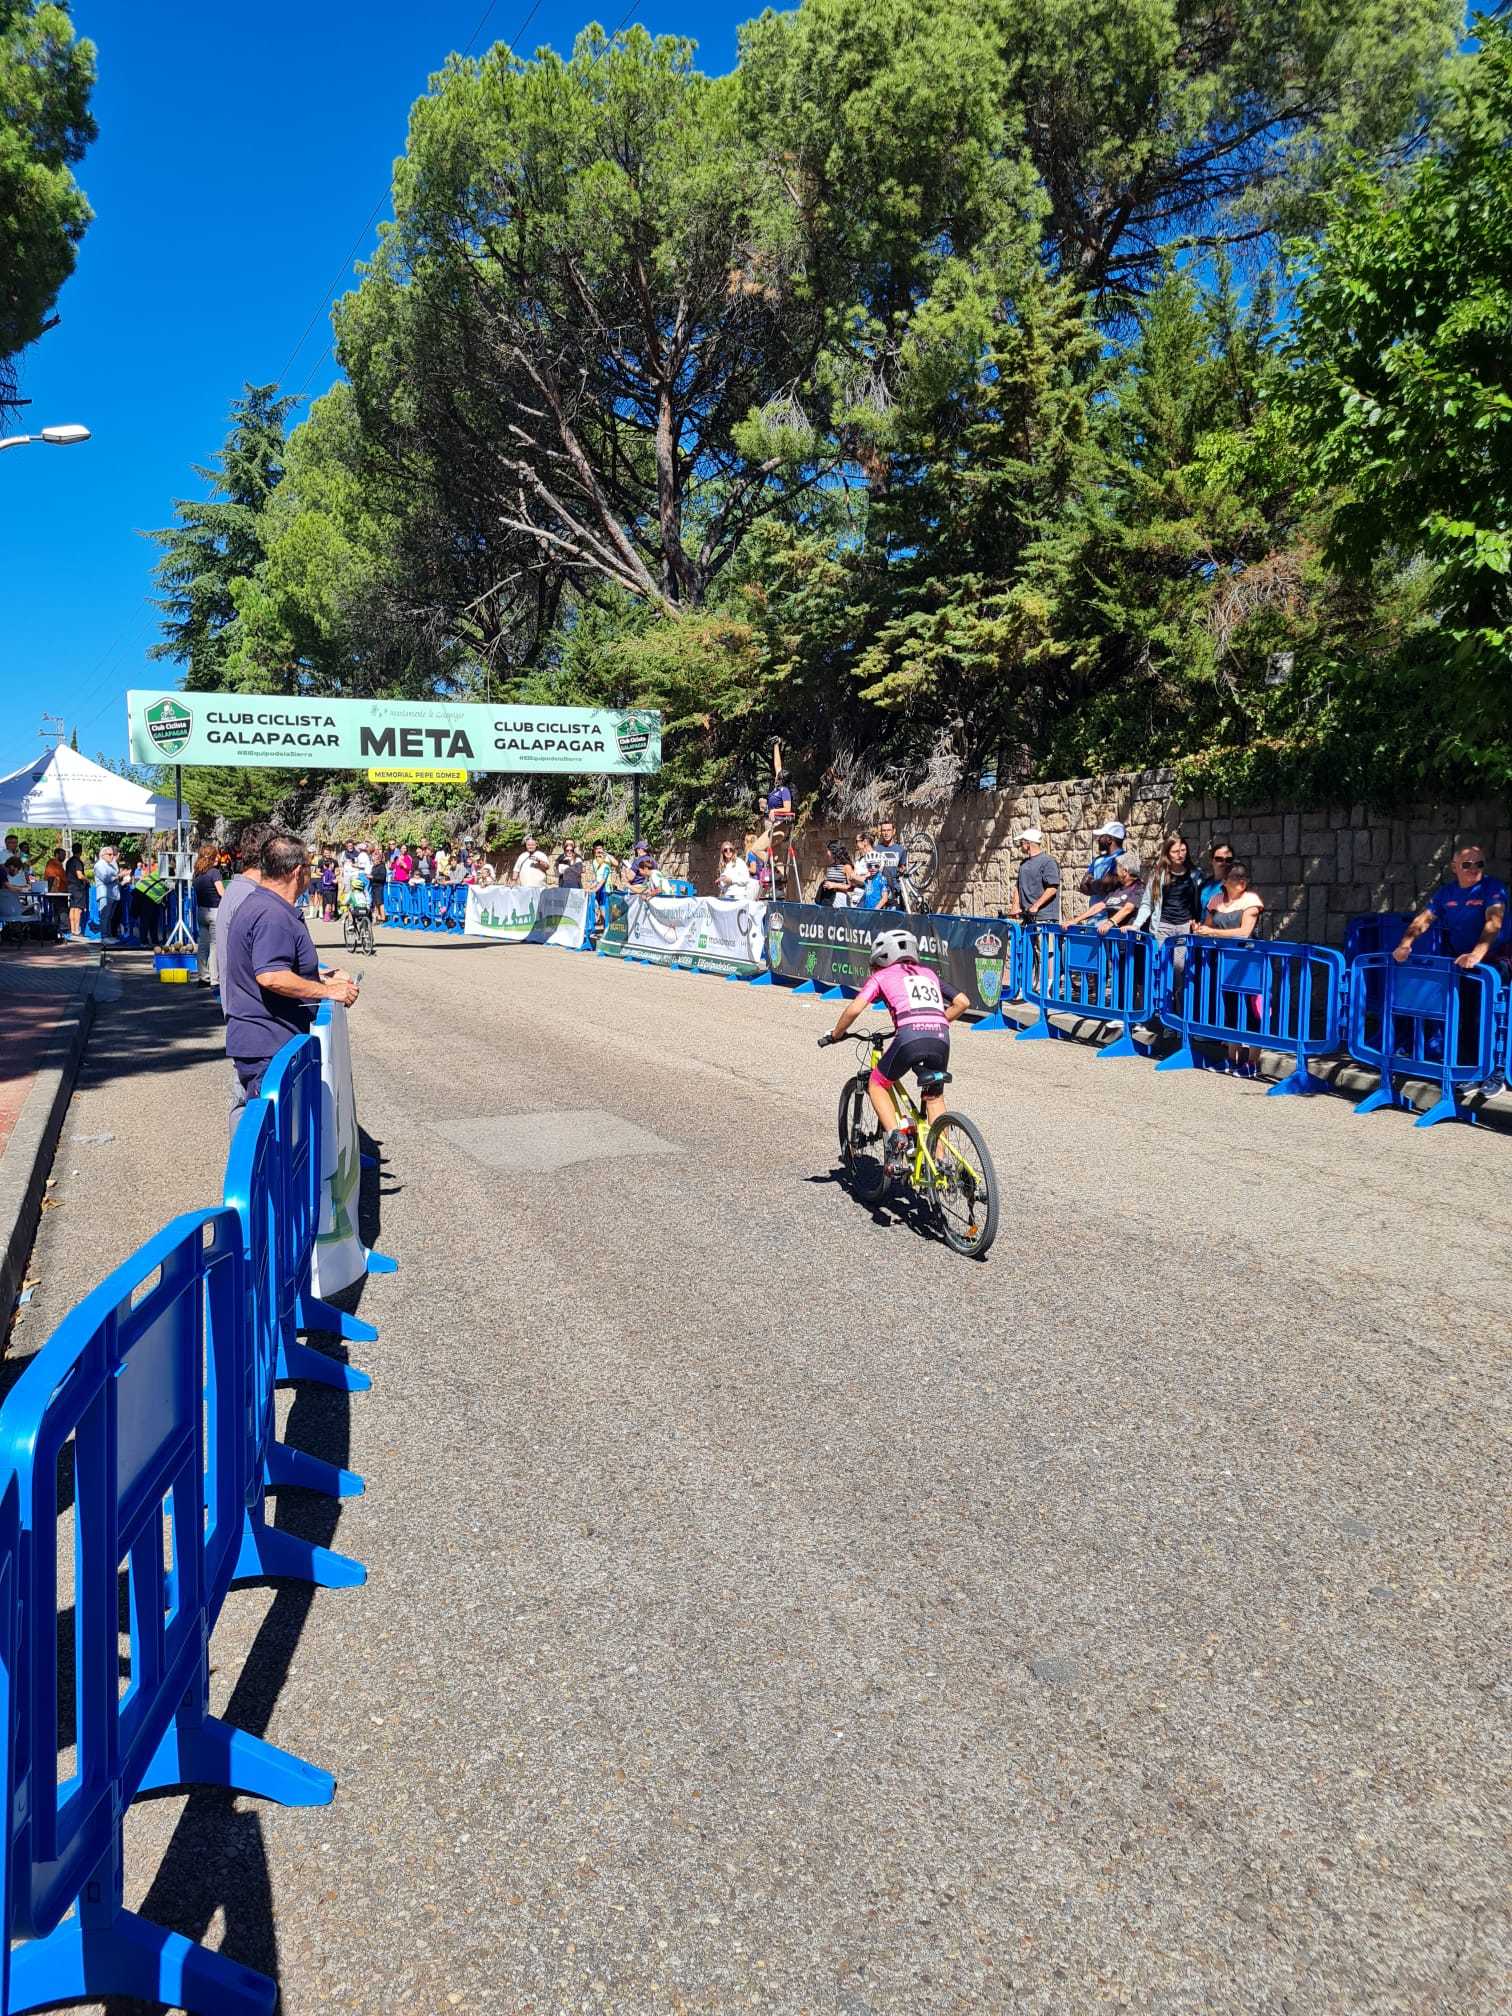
[[605, 894, 768, 975], [310, 1001, 367, 1297], [463, 884, 590, 947]]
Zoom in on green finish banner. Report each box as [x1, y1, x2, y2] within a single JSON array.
[[127, 690, 661, 775]]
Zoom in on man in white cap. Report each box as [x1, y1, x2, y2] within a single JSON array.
[[1015, 827, 1061, 925], [1081, 819, 1126, 896]]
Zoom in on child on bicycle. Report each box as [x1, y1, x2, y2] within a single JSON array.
[[824, 928, 969, 1174]]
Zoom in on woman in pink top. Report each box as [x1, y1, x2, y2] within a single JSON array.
[[391, 847, 413, 884], [823, 928, 969, 1173]]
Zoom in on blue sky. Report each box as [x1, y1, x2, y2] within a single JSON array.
[[0, 0, 746, 774]]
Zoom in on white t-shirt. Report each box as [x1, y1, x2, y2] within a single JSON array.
[[356, 848, 371, 872], [515, 851, 549, 889], [717, 858, 753, 900]]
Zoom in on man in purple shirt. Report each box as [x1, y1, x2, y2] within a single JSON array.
[[221, 832, 359, 1124]]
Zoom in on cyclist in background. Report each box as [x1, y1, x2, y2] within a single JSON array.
[[824, 927, 969, 1174]]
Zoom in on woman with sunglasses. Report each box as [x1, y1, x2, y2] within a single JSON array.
[[1199, 840, 1236, 922], [716, 840, 753, 901]]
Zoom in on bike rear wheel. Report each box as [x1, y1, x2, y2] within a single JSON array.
[[838, 1079, 889, 1202], [359, 913, 375, 956], [925, 1111, 999, 1258], [342, 911, 358, 953]]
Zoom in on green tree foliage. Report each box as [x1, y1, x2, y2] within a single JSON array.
[[146, 383, 300, 821], [152, 0, 1496, 833], [147, 382, 299, 685], [0, 1, 96, 418], [1279, 12, 1512, 781], [998, 0, 1462, 298]]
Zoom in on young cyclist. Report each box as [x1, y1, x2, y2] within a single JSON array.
[[822, 928, 969, 1174]]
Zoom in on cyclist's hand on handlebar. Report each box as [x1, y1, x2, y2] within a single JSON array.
[[816, 1033, 833, 1048]]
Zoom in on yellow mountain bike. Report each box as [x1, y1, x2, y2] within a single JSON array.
[[819, 1029, 999, 1259]]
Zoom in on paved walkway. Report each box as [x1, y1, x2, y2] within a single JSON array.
[[12, 928, 1510, 2015], [0, 940, 95, 1162]]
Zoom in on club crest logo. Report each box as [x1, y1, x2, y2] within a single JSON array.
[[614, 713, 653, 761], [144, 697, 192, 756]]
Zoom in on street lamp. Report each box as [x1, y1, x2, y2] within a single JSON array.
[[0, 423, 91, 452]]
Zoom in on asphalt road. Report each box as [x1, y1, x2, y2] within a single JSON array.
[[16, 926, 1511, 2015]]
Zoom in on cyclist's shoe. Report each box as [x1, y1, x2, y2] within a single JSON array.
[[883, 1127, 912, 1176]]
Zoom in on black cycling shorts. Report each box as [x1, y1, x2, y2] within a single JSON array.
[[876, 1030, 950, 1088]]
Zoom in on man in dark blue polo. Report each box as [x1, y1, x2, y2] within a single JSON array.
[[221, 831, 359, 1127], [1394, 843, 1512, 980]]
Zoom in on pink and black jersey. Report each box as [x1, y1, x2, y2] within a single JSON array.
[[855, 960, 950, 1040]]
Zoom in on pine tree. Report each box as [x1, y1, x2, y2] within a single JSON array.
[[146, 383, 297, 687]]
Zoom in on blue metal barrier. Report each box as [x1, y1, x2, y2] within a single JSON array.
[[255, 1041, 365, 1502], [0, 1214, 325, 2016], [1016, 925, 1162, 1059], [0, 1472, 17, 2016], [1157, 936, 1346, 1095], [1345, 952, 1501, 1126], [225, 1096, 365, 1590]]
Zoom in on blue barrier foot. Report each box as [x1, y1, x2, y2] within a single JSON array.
[[299, 1290, 379, 1346], [968, 1007, 1008, 1032], [1354, 1084, 1401, 1117], [1154, 1038, 1198, 1073], [139, 1713, 335, 1807], [278, 1336, 373, 1393], [1416, 1092, 1470, 1128], [792, 979, 820, 995], [1098, 1027, 1144, 1061], [9, 1906, 278, 2016], [1267, 1065, 1318, 1097], [365, 1247, 399, 1275], [1015, 1009, 1051, 1041], [746, 970, 774, 986], [235, 1514, 366, 1588], [820, 984, 846, 1000], [265, 1442, 365, 1499]]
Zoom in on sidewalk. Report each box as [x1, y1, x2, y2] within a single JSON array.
[[0, 938, 101, 1331], [3, 946, 233, 1361]]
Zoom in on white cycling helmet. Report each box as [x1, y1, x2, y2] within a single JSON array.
[[869, 927, 920, 969]]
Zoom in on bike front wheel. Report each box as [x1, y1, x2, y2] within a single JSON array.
[[838, 1079, 889, 1202], [342, 912, 358, 953], [925, 1111, 999, 1258]]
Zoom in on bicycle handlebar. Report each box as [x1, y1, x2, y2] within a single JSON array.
[[818, 1030, 885, 1050]]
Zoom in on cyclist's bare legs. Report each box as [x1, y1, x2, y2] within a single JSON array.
[[922, 1090, 946, 1126], [866, 1071, 900, 1134]]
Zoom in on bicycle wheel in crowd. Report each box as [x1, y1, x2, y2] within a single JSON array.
[[342, 911, 358, 953], [360, 914, 375, 956], [925, 1111, 999, 1259], [837, 1080, 889, 1202]]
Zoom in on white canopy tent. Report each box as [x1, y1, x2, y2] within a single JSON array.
[[0, 745, 178, 835]]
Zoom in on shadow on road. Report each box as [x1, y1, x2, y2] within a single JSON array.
[[96, 1121, 389, 2012]]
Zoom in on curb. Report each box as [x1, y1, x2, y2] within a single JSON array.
[[0, 970, 99, 1342]]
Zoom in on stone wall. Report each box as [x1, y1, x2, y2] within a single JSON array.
[[661, 770, 1512, 945]]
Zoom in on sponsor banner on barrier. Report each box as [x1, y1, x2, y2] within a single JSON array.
[[766, 902, 1009, 1012], [311, 1001, 366, 1296], [464, 884, 589, 948], [600, 892, 767, 974]]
